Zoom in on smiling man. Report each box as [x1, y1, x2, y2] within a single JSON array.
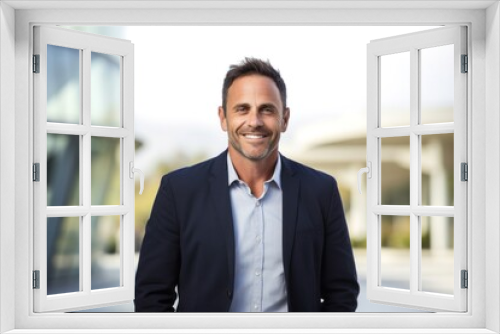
[[135, 58, 359, 312]]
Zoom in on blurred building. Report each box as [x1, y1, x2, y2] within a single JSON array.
[[285, 110, 454, 254]]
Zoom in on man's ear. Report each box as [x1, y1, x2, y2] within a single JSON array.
[[281, 107, 290, 132], [218, 106, 228, 132]]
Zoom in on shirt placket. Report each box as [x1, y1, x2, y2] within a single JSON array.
[[252, 185, 266, 312]]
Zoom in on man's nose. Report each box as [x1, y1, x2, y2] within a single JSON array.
[[247, 110, 264, 127]]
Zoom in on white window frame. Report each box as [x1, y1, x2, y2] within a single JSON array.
[[1, 1, 499, 333], [33, 25, 136, 312], [366, 26, 468, 312]]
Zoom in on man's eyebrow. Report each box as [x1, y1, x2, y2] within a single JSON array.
[[233, 103, 250, 110], [259, 103, 278, 110]]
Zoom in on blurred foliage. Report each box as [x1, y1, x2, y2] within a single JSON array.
[[134, 151, 209, 252], [382, 183, 410, 206], [337, 184, 351, 213], [381, 216, 411, 248], [104, 235, 118, 254], [351, 237, 366, 249], [421, 230, 431, 249]]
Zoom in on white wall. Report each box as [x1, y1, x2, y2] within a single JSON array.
[[0, 2, 16, 333]]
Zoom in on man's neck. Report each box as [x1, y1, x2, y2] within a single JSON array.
[[228, 148, 278, 198]]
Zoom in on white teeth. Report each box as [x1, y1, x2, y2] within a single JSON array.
[[244, 134, 264, 139]]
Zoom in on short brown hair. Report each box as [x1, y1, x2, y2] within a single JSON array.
[[222, 58, 287, 114]]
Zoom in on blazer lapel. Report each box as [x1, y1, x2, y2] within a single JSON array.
[[280, 156, 300, 282], [208, 151, 235, 291]]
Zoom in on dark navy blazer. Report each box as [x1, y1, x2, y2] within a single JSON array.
[[135, 151, 359, 312]]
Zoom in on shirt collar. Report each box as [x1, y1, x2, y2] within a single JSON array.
[[227, 152, 282, 189]]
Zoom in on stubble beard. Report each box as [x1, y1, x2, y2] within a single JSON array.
[[228, 134, 278, 162]]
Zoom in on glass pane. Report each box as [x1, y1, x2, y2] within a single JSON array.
[[91, 137, 121, 205], [421, 133, 454, 206], [380, 215, 410, 290], [381, 136, 410, 205], [91, 52, 121, 127], [380, 52, 410, 128], [47, 217, 80, 295], [91, 215, 121, 290], [420, 45, 454, 124], [421, 216, 454, 294], [47, 134, 79, 206], [47, 45, 80, 124]]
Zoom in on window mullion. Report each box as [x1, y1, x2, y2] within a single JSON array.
[[90, 205, 128, 216], [82, 47, 92, 295], [410, 47, 420, 294], [45, 123, 130, 137], [78, 48, 84, 293], [365, 47, 379, 298], [413, 123, 454, 135], [122, 51, 135, 292]]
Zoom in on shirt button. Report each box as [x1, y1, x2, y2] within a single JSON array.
[[254, 304, 258, 310], [255, 271, 260, 276], [256, 236, 261, 243], [256, 201, 261, 206]]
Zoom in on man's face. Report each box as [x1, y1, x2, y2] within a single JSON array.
[[219, 74, 290, 162]]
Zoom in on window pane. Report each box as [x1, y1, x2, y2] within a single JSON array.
[[380, 215, 410, 290], [381, 136, 410, 205], [421, 133, 454, 206], [47, 217, 80, 295], [420, 216, 454, 295], [91, 137, 121, 205], [420, 45, 454, 124], [91, 52, 121, 127], [47, 45, 80, 124], [47, 134, 79, 206], [91, 215, 121, 290], [380, 52, 410, 128]]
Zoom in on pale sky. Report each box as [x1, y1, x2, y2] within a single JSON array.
[[119, 26, 440, 172]]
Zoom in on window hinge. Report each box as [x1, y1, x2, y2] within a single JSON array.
[[33, 54, 40, 73], [461, 54, 468, 73], [461, 270, 468, 289], [461, 162, 468, 181], [33, 270, 40, 289], [33, 163, 40, 182]]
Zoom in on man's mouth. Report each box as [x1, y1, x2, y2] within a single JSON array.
[[242, 133, 267, 139]]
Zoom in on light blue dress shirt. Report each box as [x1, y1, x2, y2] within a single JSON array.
[[227, 154, 288, 312]]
